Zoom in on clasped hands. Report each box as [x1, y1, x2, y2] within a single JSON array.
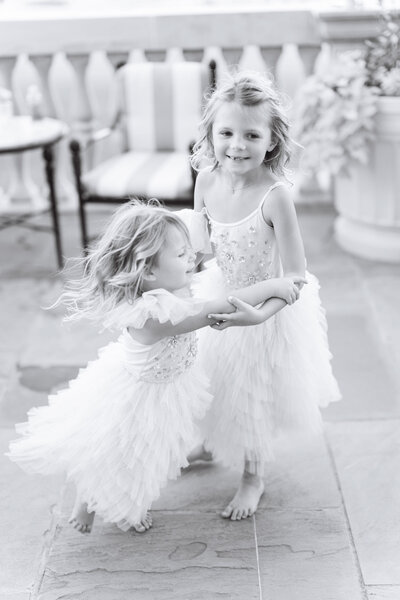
[[208, 275, 307, 331]]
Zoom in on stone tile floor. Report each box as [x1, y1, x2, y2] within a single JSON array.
[[1, 205, 400, 599]]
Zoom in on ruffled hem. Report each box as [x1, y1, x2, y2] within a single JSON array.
[[193, 261, 341, 473], [103, 288, 204, 331], [7, 341, 212, 530]]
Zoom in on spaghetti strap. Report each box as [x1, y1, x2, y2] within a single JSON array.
[[259, 181, 286, 209]]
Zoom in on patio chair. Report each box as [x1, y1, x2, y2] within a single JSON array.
[[70, 60, 216, 249]]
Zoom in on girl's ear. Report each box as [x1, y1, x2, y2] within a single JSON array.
[[267, 141, 277, 152]]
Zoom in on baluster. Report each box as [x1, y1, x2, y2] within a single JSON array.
[[166, 48, 185, 63], [297, 45, 321, 77], [202, 47, 227, 82], [290, 44, 333, 204], [221, 48, 243, 69], [46, 52, 79, 209], [129, 49, 147, 64], [182, 49, 204, 62], [66, 53, 93, 134], [87, 51, 118, 128], [86, 51, 120, 167], [30, 55, 56, 117], [276, 44, 306, 100], [107, 51, 130, 70], [239, 46, 268, 74], [62, 52, 95, 198], [10, 54, 44, 209], [0, 56, 17, 210], [260, 47, 282, 76], [144, 50, 167, 63], [313, 43, 332, 76]]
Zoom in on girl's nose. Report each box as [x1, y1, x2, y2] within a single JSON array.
[[230, 135, 246, 150]]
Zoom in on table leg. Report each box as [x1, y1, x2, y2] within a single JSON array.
[[43, 144, 63, 269]]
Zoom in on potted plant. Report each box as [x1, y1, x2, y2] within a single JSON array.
[[294, 13, 400, 262]]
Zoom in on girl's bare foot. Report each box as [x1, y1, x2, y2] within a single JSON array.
[[221, 471, 265, 520], [132, 511, 152, 533], [187, 444, 213, 464], [69, 499, 95, 534]]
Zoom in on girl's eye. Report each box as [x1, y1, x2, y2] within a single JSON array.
[[247, 133, 260, 140], [220, 130, 231, 137]]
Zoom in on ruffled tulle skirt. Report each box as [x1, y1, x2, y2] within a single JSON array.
[[7, 341, 212, 530], [192, 261, 341, 473]]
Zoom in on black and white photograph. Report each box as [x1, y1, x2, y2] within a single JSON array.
[[1, 0, 400, 598]]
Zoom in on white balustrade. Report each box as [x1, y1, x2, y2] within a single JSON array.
[[0, 7, 390, 212]]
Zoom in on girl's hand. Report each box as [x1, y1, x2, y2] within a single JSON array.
[[274, 276, 307, 305], [208, 296, 267, 329]]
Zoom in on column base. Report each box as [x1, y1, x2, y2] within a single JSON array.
[[334, 216, 400, 263]]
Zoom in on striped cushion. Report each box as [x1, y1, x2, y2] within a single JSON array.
[[119, 62, 207, 152], [83, 151, 193, 200]]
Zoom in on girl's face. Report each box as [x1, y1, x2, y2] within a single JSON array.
[[212, 101, 275, 176], [144, 224, 195, 292]]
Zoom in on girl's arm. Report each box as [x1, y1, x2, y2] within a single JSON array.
[[193, 169, 208, 213], [129, 275, 305, 344], [266, 185, 306, 281], [208, 295, 288, 330]]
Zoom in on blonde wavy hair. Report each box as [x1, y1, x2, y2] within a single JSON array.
[[58, 200, 190, 323], [191, 69, 293, 178]]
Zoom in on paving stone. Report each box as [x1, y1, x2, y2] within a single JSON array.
[[0, 279, 53, 354], [0, 371, 49, 427], [154, 434, 341, 512], [326, 421, 400, 585], [315, 266, 369, 316], [0, 428, 62, 599], [256, 507, 363, 600], [2, 206, 400, 599], [367, 585, 400, 600], [38, 506, 260, 600], [18, 365, 80, 393], [367, 586, 400, 600], [19, 309, 115, 367], [322, 313, 399, 421], [362, 274, 400, 391]]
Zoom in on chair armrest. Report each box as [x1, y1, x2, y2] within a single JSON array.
[[70, 126, 113, 152], [70, 110, 122, 151]]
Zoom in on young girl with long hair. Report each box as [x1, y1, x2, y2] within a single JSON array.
[[7, 201, 304, 534]]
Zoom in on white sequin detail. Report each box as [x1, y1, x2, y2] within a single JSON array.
[[139, 333, 198, 383], [209, 211, 278, 289]]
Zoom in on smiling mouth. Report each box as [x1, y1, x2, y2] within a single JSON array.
[[226, 155, 249, 161]]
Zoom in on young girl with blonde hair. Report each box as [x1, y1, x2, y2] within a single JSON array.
[[191, 70, 341, 520], [7, 201, 304, 534]]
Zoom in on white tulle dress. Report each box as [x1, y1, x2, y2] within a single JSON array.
[[7, 289, 212, 531], [190, 182, 341, 473]]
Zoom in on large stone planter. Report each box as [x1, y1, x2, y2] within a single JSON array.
[[334, 96, 400, 263]]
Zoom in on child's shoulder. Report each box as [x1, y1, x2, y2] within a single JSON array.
[[102, 289, 175, 331], [196, 166, 216, 188], [194, 167, 218, 210], [261, 180, 296, 224]]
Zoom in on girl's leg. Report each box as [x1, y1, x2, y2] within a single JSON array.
[[69, 496, 95, 534], [221, 460, 264, 520], [187, 444, 213, 463]]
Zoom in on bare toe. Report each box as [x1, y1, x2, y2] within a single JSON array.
[[221, 504, 233, 518], [231, 508, 240, 521]]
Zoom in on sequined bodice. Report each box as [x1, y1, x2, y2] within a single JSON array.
[[120, 329, 198, 384], [206, 196, 281, 290]]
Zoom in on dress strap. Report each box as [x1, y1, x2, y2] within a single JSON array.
[[259, 181, 286, 210]]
